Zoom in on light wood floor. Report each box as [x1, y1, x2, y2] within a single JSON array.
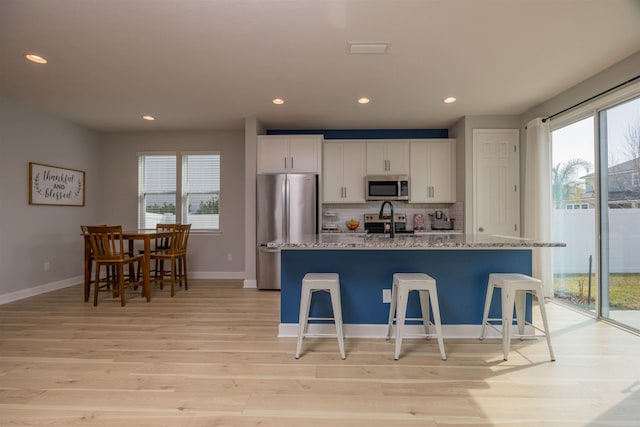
[[1, 279, 639, 426]]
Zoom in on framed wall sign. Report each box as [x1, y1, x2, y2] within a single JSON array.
[[29, 162, 85, 206]]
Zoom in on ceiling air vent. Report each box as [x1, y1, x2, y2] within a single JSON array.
[[347, 42, 389, 55]]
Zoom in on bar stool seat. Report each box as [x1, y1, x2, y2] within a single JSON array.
[[295, 273, 346, 359], [386, 273, 446, 361], [479, 273, 555, 361]]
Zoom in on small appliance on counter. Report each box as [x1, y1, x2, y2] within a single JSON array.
[[322, 211, 340, 232], [363, 212, 409, 234], [413, 213, 426, 232], [428, 210, 455, 231]]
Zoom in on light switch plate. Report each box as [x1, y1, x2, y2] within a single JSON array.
[[382, 289, 391, 303]]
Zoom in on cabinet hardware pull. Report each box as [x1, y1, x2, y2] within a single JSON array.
[[284, 157, 287, 169], [291, 157, 294, 169]]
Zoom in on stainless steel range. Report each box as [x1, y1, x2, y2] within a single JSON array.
[[363, 212, 409, 234]]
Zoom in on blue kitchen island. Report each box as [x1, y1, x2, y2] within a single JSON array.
[[270, 233, 565, 338]]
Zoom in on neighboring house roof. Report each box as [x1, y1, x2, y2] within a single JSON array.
[[581, 157, 640, 180]]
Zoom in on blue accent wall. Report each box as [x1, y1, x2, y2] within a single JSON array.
[[281, 249, 532, 325], [266, 129, 448, 139]]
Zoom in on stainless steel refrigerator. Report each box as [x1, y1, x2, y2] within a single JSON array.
[[256, 173, 318, 290]]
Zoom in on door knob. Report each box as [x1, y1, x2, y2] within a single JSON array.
[[478, 227, 484, 232]]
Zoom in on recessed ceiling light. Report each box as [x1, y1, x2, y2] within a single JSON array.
[[25, 54, 47, 64], [272, 98, 285, 105], [357, 98, 370, 104], [142, 115, 155, 121], [443, 97, 457, 104]]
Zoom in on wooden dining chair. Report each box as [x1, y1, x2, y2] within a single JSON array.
[[81, 224, 111, 302], [85, 225, 147, 306], [150, 224, 191, 297], [136, 223, 176, 280]]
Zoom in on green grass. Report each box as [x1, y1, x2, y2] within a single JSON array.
[[554, 273, 640, 310]]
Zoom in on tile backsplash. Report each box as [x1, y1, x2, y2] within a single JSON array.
[[322, 201, 464, 232]]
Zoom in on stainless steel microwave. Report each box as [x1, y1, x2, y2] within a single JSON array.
[[365, 175, 410, 201]]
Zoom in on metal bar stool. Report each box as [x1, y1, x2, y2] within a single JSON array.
[[386, 273, 446, 361], [295, 273, 346, 359], [479, 273, 555, 361]]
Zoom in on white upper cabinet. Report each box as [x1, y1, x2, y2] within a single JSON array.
[[257, 135, 322, 173], [323, 140, 366, 203], [365, 140, 410, 175], [409, 139, 456, 203]]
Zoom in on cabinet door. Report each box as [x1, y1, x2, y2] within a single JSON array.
[[428, 139, 455, 202], [289, 137, 321, 173], [365, 142, 387, 174], [341, 142, 365, 202], [322, 142, 344, 202], [385, 141, 410, 175], [257, 137, 289, 173], [409, 139, 456, 203], [409, 142, 430, 202]]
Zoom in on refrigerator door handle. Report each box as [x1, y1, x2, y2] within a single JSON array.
[[284, 176, 290, 240]]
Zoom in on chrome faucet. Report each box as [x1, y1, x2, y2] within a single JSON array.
[[379, 201, 395, 238]]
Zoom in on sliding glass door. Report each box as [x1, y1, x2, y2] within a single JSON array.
[[550, 90, 640, 332], [599, 96, 640, 330], [551, 117, 596, 312]]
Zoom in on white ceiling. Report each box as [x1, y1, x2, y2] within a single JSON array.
[[1, 0, 639, 132]]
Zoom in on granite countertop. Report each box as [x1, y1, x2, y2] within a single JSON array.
[[268, 233, 566, 249]]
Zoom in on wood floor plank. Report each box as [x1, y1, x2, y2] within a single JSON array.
[[1, 279, 639, 426]]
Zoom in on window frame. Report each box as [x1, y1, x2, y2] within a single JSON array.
[[180, 151, 221, 232], [549, 81, 640, 327], [137, 151, 221, 233], [137, 152, 178, 230]]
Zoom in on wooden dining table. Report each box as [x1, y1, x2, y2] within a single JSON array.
[[83, 229, 173, 302]]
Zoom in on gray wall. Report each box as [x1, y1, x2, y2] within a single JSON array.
[[97, 130, 246, 277], [448, 115, 522, 233], [0, 96, 101, 298], [447, 51, 640, 234], [520, 50, 640, 126], [2, 50, 639, 301]]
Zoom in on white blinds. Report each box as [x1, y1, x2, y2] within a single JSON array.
[[138, 154, 177, 228], [138, 152, 221, 230], [182, 153, 221, 230]]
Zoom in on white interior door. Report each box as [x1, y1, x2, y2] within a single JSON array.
[[473, 129, 520, 236]]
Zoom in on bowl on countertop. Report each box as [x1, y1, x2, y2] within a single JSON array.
[[345, 220, 360, 230]]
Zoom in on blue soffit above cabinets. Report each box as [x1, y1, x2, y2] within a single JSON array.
[[266, 129, 448, 139]]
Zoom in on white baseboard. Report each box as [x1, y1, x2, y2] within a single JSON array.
[[278, 323, 529, 339], [0, 271, 248, 305], [188, 271, 245, 279], [0, 276, 83, 305], [243, 279, 257, 289]]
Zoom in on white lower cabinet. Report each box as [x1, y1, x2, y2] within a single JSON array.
[[323, 141, 365, 203], [409, 139, 456, 203]]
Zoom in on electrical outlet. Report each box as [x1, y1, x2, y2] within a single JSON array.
[[382, 289, 391, 303], [227, 253, 232, 261], [44, 261, 50, 272]]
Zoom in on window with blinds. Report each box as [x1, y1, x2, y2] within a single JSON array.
[[138, 152, 221, 231], [138, 154, 177, 229], [182, 153, 220, 230]]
